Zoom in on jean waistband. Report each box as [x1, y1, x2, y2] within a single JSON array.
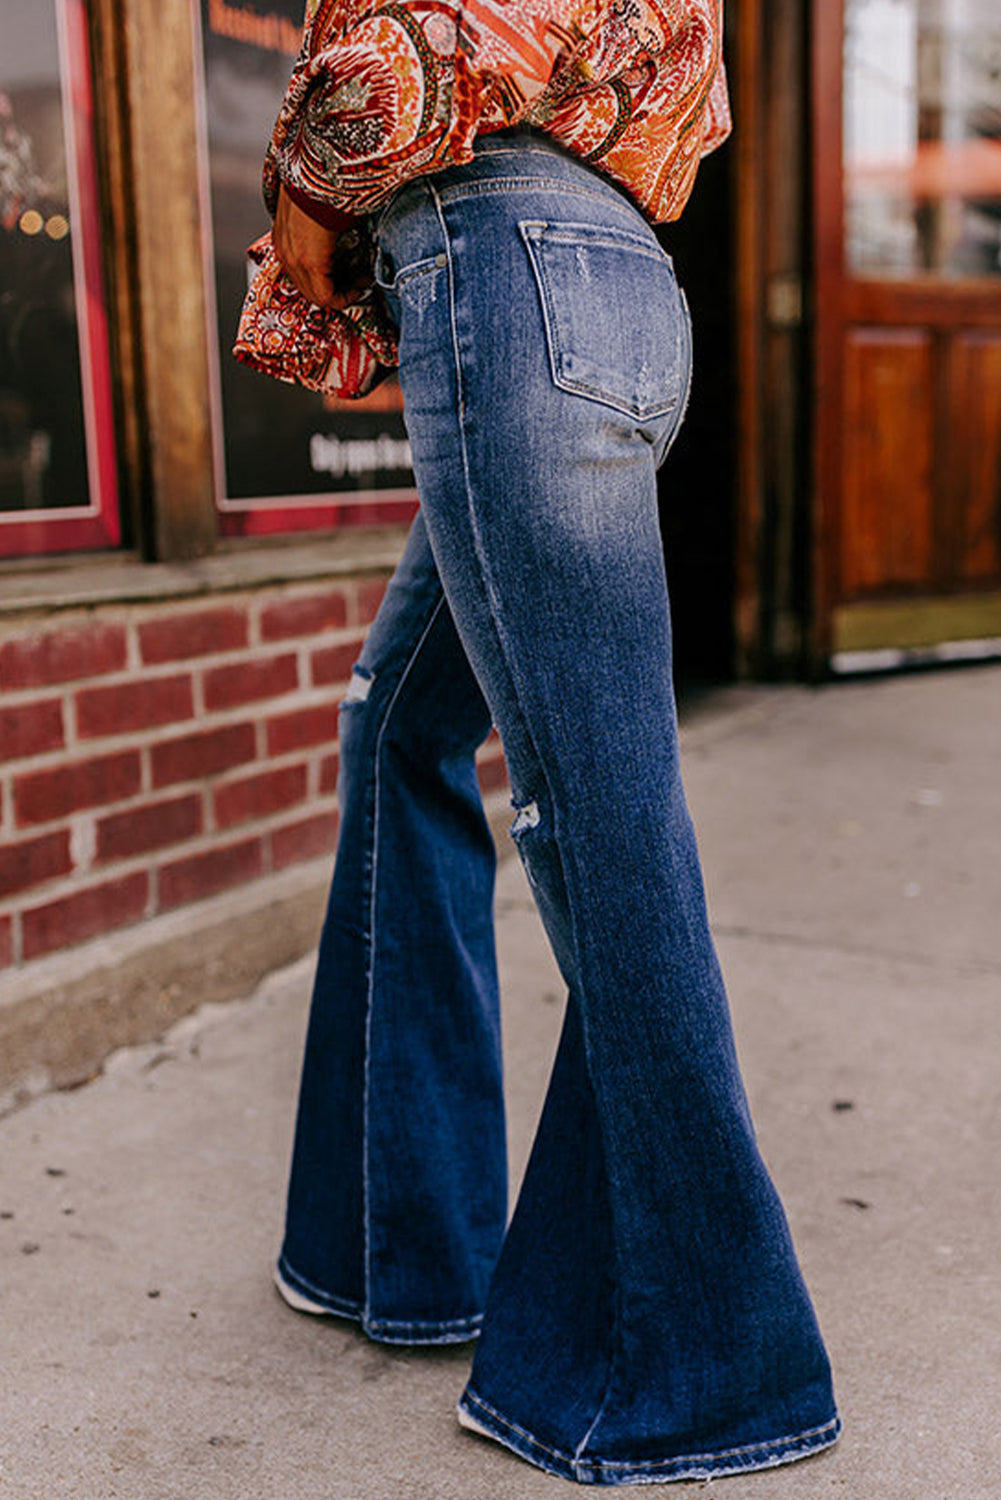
[[374, 128, 646, 236], [471, 125, 563, 155]]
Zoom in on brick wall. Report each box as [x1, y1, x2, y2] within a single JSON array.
[[0, 577, 507, 971]]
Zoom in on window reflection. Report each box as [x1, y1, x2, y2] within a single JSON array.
[[0, 7, 89, 511], [845, 0, 1001, 277]]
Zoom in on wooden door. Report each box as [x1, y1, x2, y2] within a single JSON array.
[[813, 0, 1001, 671]]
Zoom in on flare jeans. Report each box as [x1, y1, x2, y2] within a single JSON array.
[[277, 132, 840, 1484]]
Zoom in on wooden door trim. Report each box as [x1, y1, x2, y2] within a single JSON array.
[[733, 0, 766, 675], [833, 591, 1001, 658], [811, 0, 846, 668], [846, 281, 1001, 327], [89, 0, 147, 553], [90, 0, 218, 562]]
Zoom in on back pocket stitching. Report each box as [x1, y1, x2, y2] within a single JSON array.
[[519, 220, 681, 421]]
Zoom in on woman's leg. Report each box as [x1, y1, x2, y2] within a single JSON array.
[[278, 512, 508, 1343], [375, 136, 840, 1481]]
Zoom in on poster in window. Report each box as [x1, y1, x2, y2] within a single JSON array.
[[194, 0, 418, 535], [0, 0, 119, 557]]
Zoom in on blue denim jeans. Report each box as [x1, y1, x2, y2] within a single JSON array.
[[277, 133, 840, 1483]]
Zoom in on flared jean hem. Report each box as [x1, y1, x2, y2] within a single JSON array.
[[276, 1253, 483, 1345], [457, 1389, 842, 1486]]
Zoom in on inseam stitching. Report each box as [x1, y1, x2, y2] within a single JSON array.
[[362, 587, 449, 1328]]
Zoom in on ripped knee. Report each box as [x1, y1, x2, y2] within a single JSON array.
[[509, 798, 541, 840], [341, 665, 374, 705]]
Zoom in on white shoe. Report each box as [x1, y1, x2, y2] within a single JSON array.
[[273, 1264, 332, 1316], [457, 1406, 496, 1442]]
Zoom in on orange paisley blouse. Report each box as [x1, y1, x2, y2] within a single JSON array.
[[234, 0, 730, 398]]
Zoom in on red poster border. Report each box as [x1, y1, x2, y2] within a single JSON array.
[[0, 0, 121, 558]]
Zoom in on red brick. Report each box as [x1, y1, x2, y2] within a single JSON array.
[[203, 654, 299, 712], [355, 578, 388, 625], [260, 591, 349, 642], [0, 829, 72, 900], [151, 723, 257, 788], [14, 751, 142, 827], [22, 872, 148, 961], [138, 607, 248, 664], [0, 622, 127, 689], [318, 752, 339, 795], [214, 764, 308, 830], [96, 794, 203, 863], [0, 915, 12, 968], [266, 704, 337, 757], [311, 639, 363, 687], [271, 811, 339, 870], [159, 837, 264, 910], [76, 674, 193, 739], [0, 699, 64, 761], [477, 752, 509, 795]]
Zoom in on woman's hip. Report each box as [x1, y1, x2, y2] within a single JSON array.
[[372, 137, 691, 452]]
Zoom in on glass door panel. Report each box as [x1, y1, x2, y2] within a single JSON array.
[[844, 0, 1001, 277], [813, 0, 1001, 672]]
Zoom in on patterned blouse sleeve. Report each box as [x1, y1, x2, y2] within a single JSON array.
[[263, 0, 601, 221]]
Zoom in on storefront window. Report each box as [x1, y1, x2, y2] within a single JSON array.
[[194, 0, 417, 536], [0, 0, 119, 556], [845, 0, 1001, 277]]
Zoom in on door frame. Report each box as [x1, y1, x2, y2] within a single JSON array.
[[810, 0, 1001, 672], [811, 0, 845, 670]]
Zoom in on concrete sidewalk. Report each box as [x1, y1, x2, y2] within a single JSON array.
[[2, 665, 1000, 1499]]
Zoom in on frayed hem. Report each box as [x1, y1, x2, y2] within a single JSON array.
[[457, 1388, 842, 1486], [275, 1255, 482, 1345]]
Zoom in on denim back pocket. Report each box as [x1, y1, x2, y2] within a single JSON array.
[[519, 220, 685, 420]]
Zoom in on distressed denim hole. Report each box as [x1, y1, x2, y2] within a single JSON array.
[[510, 800, 541, 838], [342, 667, 374, 705], [398, 264, 443, 321]]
